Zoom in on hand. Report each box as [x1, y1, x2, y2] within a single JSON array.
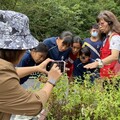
[[48, 63, 62, 83], [36, 58, 54, 74], [84, 61, 98, 69], [65, 67, 70, 72], [65, 62, 70, 72]]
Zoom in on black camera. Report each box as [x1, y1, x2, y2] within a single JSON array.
[[46, 61, 65, 73]]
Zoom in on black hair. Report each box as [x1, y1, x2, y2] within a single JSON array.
[[72, 36, 83, 46], [59, 31, 73, 46], [33, 42, 48, 53], [91, 24, 99, 29], [59, 31, 73, 39], [79, 46, 91, 57]]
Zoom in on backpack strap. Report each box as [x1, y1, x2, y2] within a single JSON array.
[[82, 42, 100, 57]]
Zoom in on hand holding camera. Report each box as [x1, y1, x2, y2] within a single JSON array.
[[37, 58, 62, 85], [46, 61, 66, 73]]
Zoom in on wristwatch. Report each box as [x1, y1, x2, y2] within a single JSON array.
[[95, 58, 104, 68], [47, 79, 56, 86]]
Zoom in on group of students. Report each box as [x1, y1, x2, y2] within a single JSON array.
[[18, 28, 101, 85], [17, 10, 120, 85], [0, 9, 120, 120]]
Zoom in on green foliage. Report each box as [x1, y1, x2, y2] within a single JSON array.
[[0, 0, 120, 40], [0, 0, 18, 10], [45, 75, 120, 120]]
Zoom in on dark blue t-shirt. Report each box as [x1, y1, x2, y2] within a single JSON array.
[[73, 58, 99, 82], [83, 38, 103, 60], [43, 37, 71, 60], [17, 51, 35, 84]]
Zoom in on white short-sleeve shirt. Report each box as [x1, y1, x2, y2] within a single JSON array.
[[110, 35, 120, 51]]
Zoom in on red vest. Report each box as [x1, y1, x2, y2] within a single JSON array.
[[66, 52, 78, 78], [100, 33, 118, 78]]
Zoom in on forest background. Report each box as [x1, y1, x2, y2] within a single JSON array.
[[1, 1, 120, 119], [1, 0, 120, 41]]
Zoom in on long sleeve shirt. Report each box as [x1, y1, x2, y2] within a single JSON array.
[[0, 59, 47, 120]]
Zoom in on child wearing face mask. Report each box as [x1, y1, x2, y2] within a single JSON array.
[[73, 46, 99, 83], [83, 24, 103, 60]]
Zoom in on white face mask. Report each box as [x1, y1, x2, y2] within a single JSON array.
[[91, 31, 98, 37]]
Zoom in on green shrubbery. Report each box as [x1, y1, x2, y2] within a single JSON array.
[[1, 0, 120, 41], [44, 74, 120, 120]]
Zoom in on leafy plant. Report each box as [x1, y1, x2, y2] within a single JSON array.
[[44, 74, 120, 120]]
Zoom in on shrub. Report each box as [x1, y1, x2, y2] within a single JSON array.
[[43, 74, 120, 120]]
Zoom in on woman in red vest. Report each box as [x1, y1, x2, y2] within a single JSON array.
[[84, 10, 120, 78]]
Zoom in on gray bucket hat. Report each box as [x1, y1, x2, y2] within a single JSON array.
[[0, 10, 39, 50]]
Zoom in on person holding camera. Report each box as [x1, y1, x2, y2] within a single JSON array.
[[84, 10, 120, 78], [0, 10, 62, 120]]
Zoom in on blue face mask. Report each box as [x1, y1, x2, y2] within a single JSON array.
[[91, 31, 98, 37]]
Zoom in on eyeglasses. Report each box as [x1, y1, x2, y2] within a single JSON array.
[[98, 22, 105, 26]]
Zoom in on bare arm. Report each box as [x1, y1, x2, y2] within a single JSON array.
[[38, 64, 62, 104], [102, 49, 119, 64], [16, 58, 54, 78], [16, 58, 62, 103], [16, 66, 40, 78], [1, 62, 62, 116], [84, 49, 119, 69]]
